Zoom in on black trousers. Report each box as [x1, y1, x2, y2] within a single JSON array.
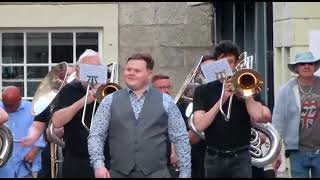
[[191, 143, 206, 178], [252, 166, 276, 178], [62, 152, 95, 178], [37, 144, 51, 178], [205, 146, 252, 178]]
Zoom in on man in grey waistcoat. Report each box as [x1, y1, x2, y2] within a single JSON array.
[[88, 53, 191, 178]]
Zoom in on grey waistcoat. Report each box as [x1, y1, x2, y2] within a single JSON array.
[[109, 88, 168, 175]]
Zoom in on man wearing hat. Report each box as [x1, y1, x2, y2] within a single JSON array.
[[272, 51, 320, 178]]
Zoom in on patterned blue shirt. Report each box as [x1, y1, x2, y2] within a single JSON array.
[[0, 100, 45, 178], [88, 86, 191, 178]]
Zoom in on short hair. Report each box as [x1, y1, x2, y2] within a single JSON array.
[[201, 53, 215, 63], [151, 74, 170, 83], [213, 40, 240, 61], [127, 53, 154, 70], [76, 49, 101, 67]]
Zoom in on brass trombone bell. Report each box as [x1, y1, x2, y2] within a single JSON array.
[[231, 68, 264, 99], [95, 83, 122, 103]]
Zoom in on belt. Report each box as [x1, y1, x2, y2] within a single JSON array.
[[207, 145, 249, 157]]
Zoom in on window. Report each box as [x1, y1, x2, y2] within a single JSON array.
[[0, 30, 100, 99], [213, 2, 274, 108]]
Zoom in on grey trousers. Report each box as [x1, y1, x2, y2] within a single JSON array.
[[110, 166, 171, 178]]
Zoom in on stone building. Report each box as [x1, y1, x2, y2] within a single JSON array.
[[0, 2, 213, 99]]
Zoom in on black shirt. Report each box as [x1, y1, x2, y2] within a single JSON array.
[[193, 80, 263, 150], [34, 106, 51, 124], [53, 80, 96, 157], [34, 103, 55, 143], [177, 100, 206, 149]]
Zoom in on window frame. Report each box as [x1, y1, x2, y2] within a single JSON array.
[[0, 28, 103, 100]]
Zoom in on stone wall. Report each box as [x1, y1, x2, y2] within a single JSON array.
[[118, 2, 214, 94]]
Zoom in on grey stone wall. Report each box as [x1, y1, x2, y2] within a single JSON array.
[[118, 2, 214, 95]]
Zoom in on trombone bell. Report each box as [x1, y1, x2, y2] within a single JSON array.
[[95, 83, 122, 103], [231, 68, 264, 98]]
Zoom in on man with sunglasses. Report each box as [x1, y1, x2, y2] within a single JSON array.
[[272, 51, 320, 178]]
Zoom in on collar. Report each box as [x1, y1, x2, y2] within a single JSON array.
[[126, 84, 150, 95]]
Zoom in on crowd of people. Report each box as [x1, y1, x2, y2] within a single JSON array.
[[0, 40, 319, 178]]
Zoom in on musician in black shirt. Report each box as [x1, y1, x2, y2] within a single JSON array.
[[51, 49, 111, 178], [21, 65, 76, 178], [192, 40, 271, 178]]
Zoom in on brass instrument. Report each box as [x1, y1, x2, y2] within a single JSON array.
[[0, 125, 13, 167], [219, 52, 263, 121], [31, 62, 74, 178], [31, 62, 69, 116], [177, 53, 281, 168], [81, 62, 122, 131]]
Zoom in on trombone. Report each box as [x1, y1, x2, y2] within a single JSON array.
[[81, 62, 121, 131], [219, 52, 264, 121], [181, 53, 281, 168]]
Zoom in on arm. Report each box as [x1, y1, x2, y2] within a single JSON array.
[[188, 130, 201, 145], [21, 121, 46, 147], [170, 143, 178, 167], [52, 88, 95, 128], [53, 127, 64, 139], [88, 94, 113, 178], [245, 97, 271, 123], [25, 132, 46, 163], [0, 108, 8, 124], [193, 83, 232, 132], [165, 94, 191, 178]]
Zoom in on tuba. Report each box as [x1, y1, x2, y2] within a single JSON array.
[[0, 124, 13, 168], [177, 53, 282, 168]]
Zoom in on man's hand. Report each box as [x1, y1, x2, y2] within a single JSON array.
[[20, 135, 38, 147], [95, 167, 111, 178], [222, 78, 233, 104], [24, 147, 40, 163], [170, 152, 178, 168], [272, 154, 282, 170], [170, 144, 178, 167]]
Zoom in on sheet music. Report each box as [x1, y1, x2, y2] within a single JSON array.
[[79, 64, 108, 84], [200, 58, 233, 83]]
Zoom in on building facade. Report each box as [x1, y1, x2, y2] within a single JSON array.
[[0, 2, 213, 99]]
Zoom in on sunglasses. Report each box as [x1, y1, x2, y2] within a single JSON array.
[[297, 62, 316, 66]]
